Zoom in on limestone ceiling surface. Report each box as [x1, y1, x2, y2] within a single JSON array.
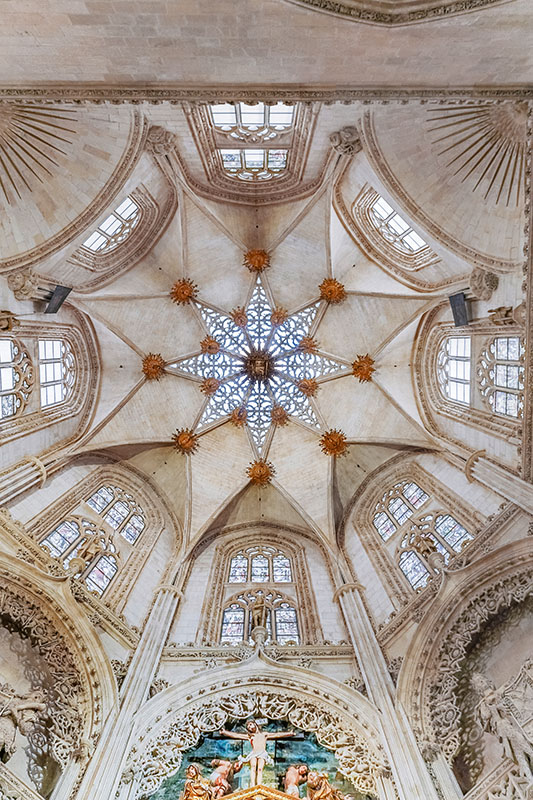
[[1, 0, 533, 87], [65, 152, 444, 546]]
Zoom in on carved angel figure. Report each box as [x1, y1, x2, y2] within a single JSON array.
[[306, 771, 346, 800], [472, 672, 533, 779], [0, 684, 46, 763]]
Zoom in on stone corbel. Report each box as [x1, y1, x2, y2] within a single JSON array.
[[333, 581, 365, 603], [329, 126, 362, 157], [464, 449, 486, 483]]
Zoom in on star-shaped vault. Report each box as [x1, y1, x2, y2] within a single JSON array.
[[167, 277, 349, 456]]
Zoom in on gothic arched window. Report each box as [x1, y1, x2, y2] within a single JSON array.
[[368, 193, 428, 255], [437, 336, 471, 405], [220, 590, 299, 646], [228, 546, 293, 583], [477, 335, 524, 418], [38, 484, 145, 595], [38, 338, 76, 408], [82, 195, 141, 254], [369, 471, 475, 594], [40, 517, 119, 596], [0, 337, 33, 420]]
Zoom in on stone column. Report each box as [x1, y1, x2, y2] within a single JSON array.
[[334, 582, 451, 800], [465, 451, 533, 515], [72, 584, 182, 800], [0, 455, 51, 505]]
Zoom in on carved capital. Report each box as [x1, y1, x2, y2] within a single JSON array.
[[464, 449, 486, 483], [333, 582, 365, 603]]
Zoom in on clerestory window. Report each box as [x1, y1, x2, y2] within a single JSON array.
[[369, 195, 428, 255], [477, 336, 524, 419], [437, 336, 471, 405], [0, 337, 33, 420], [372, 480, 429, 542], [219, 148, 289, 181], [220, 590, 299, 646], [228, 546, 292, 583], [82, 196, 141, 254], [210, 102, 295, 141], [38, 339, 76, 408]]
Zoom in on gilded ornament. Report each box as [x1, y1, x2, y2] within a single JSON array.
[[170, 278, 198, 305], [319, 278, 347, 304], [230, 307, 248, 328], [172, 428, 199, 455], [352, 354, 375, 382], [299, 336, 319, 354], [243, 249, 270, 273], [230, 406, 247, 427], [200, 377, 220, 396], [320, 429, 348, 457], [142, 353, 166, 381], [200, 336, 221, 354], [247, 459, 275, 486], [297, 378, 319, 397], [271, 405, 289, 426], [270, 307, 288, 326]]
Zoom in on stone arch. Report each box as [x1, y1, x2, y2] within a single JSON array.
[[397, 539, 533, 763], [0, 548, 117, 794], [121, 657, 389, 799]]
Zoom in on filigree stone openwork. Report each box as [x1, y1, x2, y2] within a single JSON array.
[[124, 690, 386, 799]]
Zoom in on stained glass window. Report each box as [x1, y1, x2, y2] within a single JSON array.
[[0, 337, 33, 421], [85, 554, 118, 595], [272, 554, 292, 582], [437, 336, 471, 405], [434, 514, 472, 551], [251, 555, 269, 582], [169, 276, 346, 454], [477, 336, 524, 419], [86, 485, 145, 544], [274, 603, 299, 644], [369, 195, 428, 254], [41, 519, 80, 557], [82, 195, 140, 253], [398, 551, 430, 590], [372, 480, 429, 541], [221, 604, 245, 644], [38, 339, 76, 408], [229, 555, 248, 583]]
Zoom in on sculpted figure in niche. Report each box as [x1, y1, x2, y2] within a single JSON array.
[[210, 758, 243, 797], [219, 719, 295, 786], [284, 764, 309, 796], [472, 672, 533, 780], [182, 763, 214, 800], [306, 771, 346, 800], [0, 684, 46, 763], [250, 595, 268, 632]]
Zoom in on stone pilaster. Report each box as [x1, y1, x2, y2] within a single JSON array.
[[465, 451, 533, 515]]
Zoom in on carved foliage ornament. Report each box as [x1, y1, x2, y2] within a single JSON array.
[[319, 279, 347, 305], [352, 354, 375, 383], [320, 429, 348, 457], [142, 353, 166, 381], [244, 250, 270, 273], [172, 428, 200, 455], [247, 459, 275, 486], [123, 691, 385, 799], [170, 279, 199, 305]]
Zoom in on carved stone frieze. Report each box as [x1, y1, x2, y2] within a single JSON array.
[[280, 0, 506, 26]]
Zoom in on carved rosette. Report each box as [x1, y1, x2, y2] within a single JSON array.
[[270, 307, 288, 326], [200, 377, 220, 396], [170, 278, 198, 305], [320, 429, 348, 457], [142, 353, 166, 381], [298, 336, 319, 354], [247, 459, 275, 486], [297, 378, 319, 397], [319, 278, 347, 304], [352, 354, 375, 382], [230, 307, 248, 328], [271, 405, 289, 426], [200, 336, 220, 354], [243, 249, 270, 273], [172, 428, 199, 455], [230, 406, 247, 427]]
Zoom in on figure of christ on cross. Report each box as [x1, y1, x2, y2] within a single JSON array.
[[218, 719, 296, 787]]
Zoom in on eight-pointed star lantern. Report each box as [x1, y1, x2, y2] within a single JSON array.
[[168, 277, 349, 455]]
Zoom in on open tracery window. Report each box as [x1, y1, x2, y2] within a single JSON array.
[[219, 148, 289, 182], [369, 194, 428, 255], [40, 517, 119, 596], [86, 485, 146, 544], [228, 546, 292, 583], [437, 336, 471, 405], [398, 513, 473, 591], [220, 589, 299, 646], [38, 339, 76, 408], [0, 337, 33, 420], [477, 336, 524, 419], [82, 195, 141, 254], [210, 102, 295, 142]]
